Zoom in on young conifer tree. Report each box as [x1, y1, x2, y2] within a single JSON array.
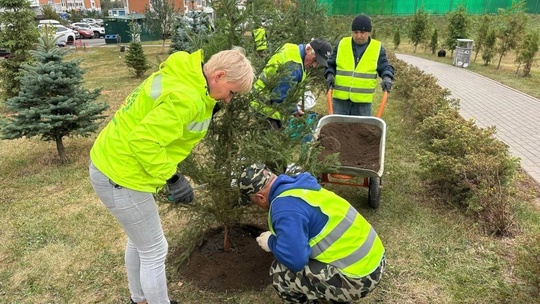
[[163, 0, 336, 260], [0, 38, 109, 164], [124, 21, 150, 78]]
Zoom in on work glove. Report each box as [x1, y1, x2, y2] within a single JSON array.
[[256, 231, 272, 252], [381, 77, 393, 92], [166, 173, 194, 204], [325, 74, 335, 90]]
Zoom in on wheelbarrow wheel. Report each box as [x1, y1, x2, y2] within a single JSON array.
[[368, 177, 381, 209]]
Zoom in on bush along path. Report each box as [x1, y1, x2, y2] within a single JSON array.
[[385, 51, 540, 301]]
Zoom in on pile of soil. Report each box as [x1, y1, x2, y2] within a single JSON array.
[[318, 122, 382, 172], [176, 225, 274, 292]]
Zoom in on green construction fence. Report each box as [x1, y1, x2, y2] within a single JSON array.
[[320, 0, 540, 16], [103, 14, 161, 43]]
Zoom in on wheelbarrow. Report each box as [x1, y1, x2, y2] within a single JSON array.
[[313, 90, 388, 209]]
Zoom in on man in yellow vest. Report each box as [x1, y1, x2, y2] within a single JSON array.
[[252, 38, 332, 129], [89, 48, 255, 304], [325, 14, 394, 116], [253, 26, 267, 57], [238, 164, 386, 303]]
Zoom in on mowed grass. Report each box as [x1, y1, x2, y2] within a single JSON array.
[[388, 40, 540, 99], [1, 44, 540, 303]]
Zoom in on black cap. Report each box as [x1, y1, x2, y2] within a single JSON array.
[[352, 14, 372, 32], [309, 38, 332, 67]]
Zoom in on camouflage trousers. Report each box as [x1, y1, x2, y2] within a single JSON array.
[[270, 256, 386, 304]]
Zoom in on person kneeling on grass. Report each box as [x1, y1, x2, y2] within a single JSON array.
[[238, 164, 386, 304]]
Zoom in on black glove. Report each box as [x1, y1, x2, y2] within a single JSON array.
[[325, 74, 335, 90], [381, 77, 393, 92], [166, 174, 194, 204]]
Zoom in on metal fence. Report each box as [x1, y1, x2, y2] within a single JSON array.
[[320, 0, 540, 16]]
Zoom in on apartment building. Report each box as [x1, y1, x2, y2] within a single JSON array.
[[30, 0, 101, 13], [114, 0, 184, 14]]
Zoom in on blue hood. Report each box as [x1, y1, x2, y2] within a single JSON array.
[[269, 172, 321, 202]]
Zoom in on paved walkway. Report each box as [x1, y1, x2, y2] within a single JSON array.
[[396, 53, 540, 184]]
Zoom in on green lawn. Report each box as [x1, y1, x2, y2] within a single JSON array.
[[0, 43, 539, 303]]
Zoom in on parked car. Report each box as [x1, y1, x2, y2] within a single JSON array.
[[71, 22, 105, 38], [71, 26, 94, 39], [67, 26, 81, 39], [39, 19, 61, 25], [38, 24, 76, 46], [82, 18, 103, 26]]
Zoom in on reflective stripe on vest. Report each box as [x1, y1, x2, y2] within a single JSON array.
[[333, 37, 381, 103], [252, 44, 306, 120], [145, 70, 212, 133], [272, 188, 384, 277]]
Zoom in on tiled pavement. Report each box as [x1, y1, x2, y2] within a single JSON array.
[[396, 53, 540, 184]]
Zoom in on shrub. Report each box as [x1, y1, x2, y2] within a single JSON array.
[[417, 108, 520, 235]]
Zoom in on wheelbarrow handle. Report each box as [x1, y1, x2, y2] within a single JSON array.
[[328, 89, 387, 117], [326, 88, 334, 115], [376, 91, 388, 118]]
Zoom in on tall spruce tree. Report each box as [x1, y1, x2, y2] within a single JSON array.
[[0, 38, 109, 164], [0, 0, 40, 99]]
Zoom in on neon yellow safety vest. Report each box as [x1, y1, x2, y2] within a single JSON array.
[[90, 49, 216, 192], [251, 43, 306, 120], [253, 27, 267, 51], [271, 188, 385, 278], [333, 37, 381, 103]]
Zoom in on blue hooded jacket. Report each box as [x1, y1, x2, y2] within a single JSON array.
[[266, 172, 330, 272]]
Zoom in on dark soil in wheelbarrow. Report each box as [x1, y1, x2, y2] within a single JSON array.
[[175, 224, 275, 292], [318, 122, 382, 172]]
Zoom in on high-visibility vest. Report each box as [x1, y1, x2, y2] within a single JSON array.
[[333, 37, 381, 103], [253, 27, 267, 51], [270, 188, 385, 277], [90, 50, 216, 192], [251, 43, 305, 120]]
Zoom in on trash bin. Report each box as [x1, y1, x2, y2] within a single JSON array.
[[453, 39, 474, 68], [105, 34, 120, 44]]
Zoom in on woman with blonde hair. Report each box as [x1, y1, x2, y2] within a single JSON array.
[[88, 48, 255, 304]]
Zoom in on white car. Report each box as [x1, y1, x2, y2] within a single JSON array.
[[71, 22, 105, 38], [38, 24, 75, 46]]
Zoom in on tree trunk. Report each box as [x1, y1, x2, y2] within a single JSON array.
[[223, 224, 231, 252], [523, 62, 532, 77], [55, 136, 68, 164]]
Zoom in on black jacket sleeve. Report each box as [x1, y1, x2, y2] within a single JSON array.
[[324, 42, 340, 78], [377, 46, 395, 80]]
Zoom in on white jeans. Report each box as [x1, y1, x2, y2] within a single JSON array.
[[89, 161, 170, 304]]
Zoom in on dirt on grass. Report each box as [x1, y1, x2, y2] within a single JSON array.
[[174, 122, 385, 293], [176, 225, 274, 292]]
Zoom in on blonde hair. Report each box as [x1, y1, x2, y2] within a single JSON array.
[[204, 48, 255, 94]]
